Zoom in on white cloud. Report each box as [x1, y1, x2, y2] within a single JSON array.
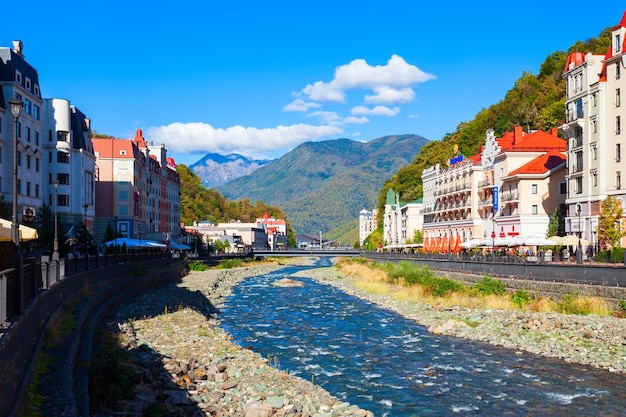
[[343, 116, 369, 125], [283, 99, 321, 112], [299, 55, 435, 104], [351, 105, 400, 117], [145, 122, 342, 157], [365, 87, 414, 104], [307, 111, 343, 125], [302, 81, 345, 103]]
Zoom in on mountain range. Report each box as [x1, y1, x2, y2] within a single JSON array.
[[215, 134, 429, 236], [190, 153, 273, 188]]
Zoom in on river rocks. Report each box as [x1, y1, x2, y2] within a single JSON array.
[[97, 264, 374, 417], [295, 266, 626, 375], [271, 277, 305, 287]]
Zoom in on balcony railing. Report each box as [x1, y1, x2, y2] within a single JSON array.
[[502, 192, 519, 202], [571, 164, 584, 173], [478, 179, 492, 188], [566, 109, 584, 123]]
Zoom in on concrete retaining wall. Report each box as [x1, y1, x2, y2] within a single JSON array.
[[0, 259, 187, 417]]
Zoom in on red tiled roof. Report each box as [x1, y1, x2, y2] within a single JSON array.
[[564, 52, 586, 72], [508, 129, 565, 152], [506, 151, 566, 177]]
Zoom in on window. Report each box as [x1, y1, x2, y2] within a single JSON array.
[[576, 177, 583, 194], [58, 173, 69, 185], [592, 145, 598, 160], [25, 77, 31, 91], [16, 122, 21, 138], [532, 205, 538, 215], [35, 158, 40, 172], [35, 184, 39, 198], [531, 184, 538, 194], [25, 126, 30, 142], [617, 116, 621, 135], [24, 99, 31, 115], [618, 144, 622, 162], [15, 70, 21, 84], [560, 181, 567, 195], [26, 155, 31, 169], [33, 105, 39, 120], [48, 130, 53, 142], [616, 35, 622, 54], [48, 151, 52, 163], [57, 152, 69, 164], [17, 151, 21, 167], [617, 89, 621, 107], [592, 92, 598, 107], [592, 119, 598, 133], [592, 172, 598, 187], [618, 171, 622, 190], [26, 182, 31, 197], [58, 195, 69, 207], [34, 131, 39, 146]]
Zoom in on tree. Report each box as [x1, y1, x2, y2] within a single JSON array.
[[35, 203, 54, 254], [411, 229, 424, 244], [0, 195, 11, 220], [597, 196, 625, 250], [546, 204, 565, 238]]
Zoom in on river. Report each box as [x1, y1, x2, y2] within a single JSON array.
[[220, 260, 626, 416]]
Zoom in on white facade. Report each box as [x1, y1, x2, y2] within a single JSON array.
[[358, 208, 377, 246], [42, 98, 96, 234], [383, 188, 424, 246], [560, 16, 626, 249]]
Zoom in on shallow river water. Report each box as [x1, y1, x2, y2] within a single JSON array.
[[220, 262, 626, 416]]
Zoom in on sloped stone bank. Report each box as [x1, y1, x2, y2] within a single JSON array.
[[294, 267, 626, 374], [97, 265, 373, 417]]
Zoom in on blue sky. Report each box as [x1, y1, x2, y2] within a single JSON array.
[[5, 3, 625, 166]]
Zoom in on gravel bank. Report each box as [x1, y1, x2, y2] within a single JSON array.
[[293, 266, 626, 374], [96, 263, 373, 417]]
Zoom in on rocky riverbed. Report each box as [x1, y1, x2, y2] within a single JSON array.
[[95, 258, 626, 416], [96, 263, 373, 417], [293, 265, 626, 375]]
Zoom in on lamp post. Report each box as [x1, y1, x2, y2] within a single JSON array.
[[9, 98, 24, 247], [53, 180, 59, 261], [319, 230, 323, 251], [576, 203, 582, 265]]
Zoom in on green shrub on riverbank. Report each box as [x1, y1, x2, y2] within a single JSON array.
[[216, 258, 244, 269], [384, 261, 465, 297], [188, 260, 207, 271]]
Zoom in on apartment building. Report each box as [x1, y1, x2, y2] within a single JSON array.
[[422, 127, 566, 248], [383, 188, 424, 246], [560, 11, 626, 249], [93, 129, 180, 245], [358, 208, 377, 246], [0, 41, 44, 225], [42, 99, 96, 235]]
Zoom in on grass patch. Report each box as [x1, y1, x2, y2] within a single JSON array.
[[20, 353, 54, 417], [335, 258, 617, 317], [216, 258, 244, 269], [187, 260, 207, 271]]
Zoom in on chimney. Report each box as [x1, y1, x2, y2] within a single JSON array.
[[550, 127, 558, 137], [514, 126, 523, 146], [12, 40, 23, 57]]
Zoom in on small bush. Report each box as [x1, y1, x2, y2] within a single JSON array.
[[188, 260, 207, 271], [511, 288, 531, 308], [217, 258, 243, 269], [474, 276, 506, 296]]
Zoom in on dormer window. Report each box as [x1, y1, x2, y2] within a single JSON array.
[[616, 34, 621, 53], [15, 70, 22, 84]]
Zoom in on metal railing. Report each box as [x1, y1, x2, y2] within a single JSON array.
[[0, 250, 173, 326]]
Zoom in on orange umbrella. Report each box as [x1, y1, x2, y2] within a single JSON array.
[[441, 236, 449, 253], [434, 236, 441, 253], [423, 237, 430, 252], [452, 235, 461, 253]]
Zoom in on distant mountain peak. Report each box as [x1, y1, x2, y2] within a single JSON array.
[[190, 153, 273, 188]]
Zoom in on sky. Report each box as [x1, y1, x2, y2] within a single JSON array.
[[4, 3, 626, 166]]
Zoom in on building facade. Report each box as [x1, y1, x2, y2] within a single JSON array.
[[358, 208, 377, 246], [93, 129, 180, 245], [0, 41, 44, 227], [560, 12, 626, 249]]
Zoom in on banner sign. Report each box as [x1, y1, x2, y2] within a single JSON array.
[[492, 186, 499, 212]]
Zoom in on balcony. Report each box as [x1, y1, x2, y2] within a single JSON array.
[[566, 109, 584, 123], [478, 179, 492, 188], [502, 192, 519, 202], [571, 164, 584, 174], [571, 137, 583, 149]]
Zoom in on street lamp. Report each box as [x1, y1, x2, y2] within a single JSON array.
[[53, 180, 59, 261], [9, 98, 24, 247], [576, 203, 582, 265], [83, 203, 88, 252]]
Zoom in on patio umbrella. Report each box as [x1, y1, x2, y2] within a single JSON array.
[[0, 218, 38, 242], [549, 235, 592, 246], [452, 235, 462, 253], [511, 236, 559, 246], [461, 238, 484, 249], [423, 237, 430, 252]]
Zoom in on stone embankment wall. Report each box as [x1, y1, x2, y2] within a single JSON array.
[[0, 259, 187, 417]]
